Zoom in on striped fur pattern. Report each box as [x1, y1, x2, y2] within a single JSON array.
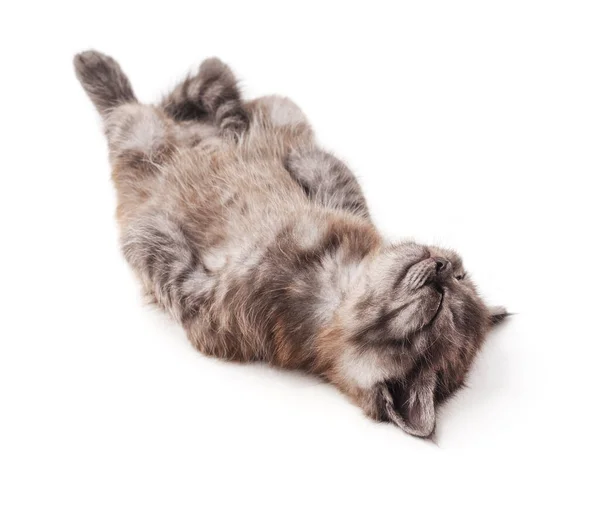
[[161, 57, 249, 138], [74, 50, 508, 438], [285, 149, 371, 220]]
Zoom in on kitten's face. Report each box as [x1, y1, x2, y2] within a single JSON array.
[[347, 242, 507, 437]]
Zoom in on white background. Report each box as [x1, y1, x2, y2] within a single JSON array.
[[1, 1, 599, 512]]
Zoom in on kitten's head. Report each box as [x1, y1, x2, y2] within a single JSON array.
[[341, 242, 508, 437]]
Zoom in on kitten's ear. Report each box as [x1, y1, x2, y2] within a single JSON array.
[[489, 305, 511, 325], [376, 370, 436, 438]]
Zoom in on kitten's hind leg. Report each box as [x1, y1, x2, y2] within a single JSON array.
[[104, 103, 172, 166], [121, 213, 215, 325], [162, 58, 249, 139], [121, 213, 248, 362], [104, 104, 175, 220]]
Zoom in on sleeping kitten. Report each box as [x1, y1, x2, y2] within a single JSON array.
[[74, 51, 508, 438]]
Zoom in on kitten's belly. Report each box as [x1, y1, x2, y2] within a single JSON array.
[[167, 144, 304, 212], [162, 145, 311, 275]]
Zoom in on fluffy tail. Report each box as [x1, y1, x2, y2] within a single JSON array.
[[74, 50, 137, 115]]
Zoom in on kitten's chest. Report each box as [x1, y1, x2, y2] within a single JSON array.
[[338, 345, 411, 390]]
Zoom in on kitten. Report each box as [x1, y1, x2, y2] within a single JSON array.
[[74, 51, 508, 438]]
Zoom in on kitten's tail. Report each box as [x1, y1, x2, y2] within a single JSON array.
[[74, 50, 137, 115]]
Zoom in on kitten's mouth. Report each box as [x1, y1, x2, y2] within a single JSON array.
[[428, 286, 445, 326]]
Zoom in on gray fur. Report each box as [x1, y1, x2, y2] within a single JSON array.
[[74, 50, 508, 438], [74, 51, 136, 115], [285, 149, 370, 219]]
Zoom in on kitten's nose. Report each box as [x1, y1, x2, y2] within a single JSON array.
[[406, 257, 452, 290], [434, 258, 451, 276]]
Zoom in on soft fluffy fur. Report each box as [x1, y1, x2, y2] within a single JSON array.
[[74, 50, 508, 438]]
